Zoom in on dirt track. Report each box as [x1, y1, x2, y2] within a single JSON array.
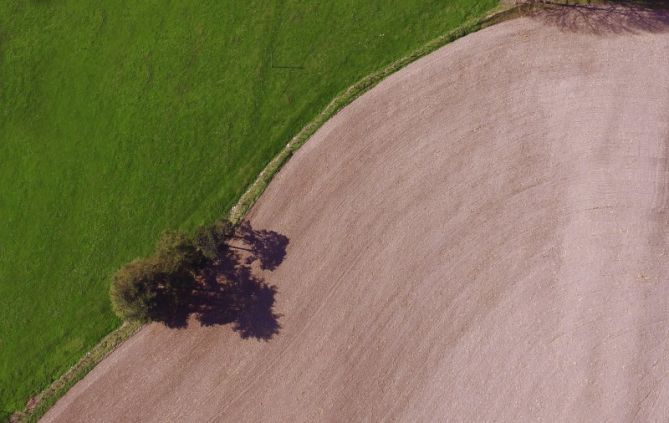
[[43, 6, 669, 422]]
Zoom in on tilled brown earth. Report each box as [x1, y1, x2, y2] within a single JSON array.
[[43, 7, 669, 422]]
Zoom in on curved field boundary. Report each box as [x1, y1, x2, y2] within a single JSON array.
[[10, 3, 529, 422], [228, 3, 528, 224]]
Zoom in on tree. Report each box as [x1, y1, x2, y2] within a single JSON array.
[[110, 224, 241, 323], [110, 230, 204, 322], [154, 230, 205, 272], [193, 218, 235, 261], [109, 258, 160, 322]]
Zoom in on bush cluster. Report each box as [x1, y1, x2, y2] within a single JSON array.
[[110, 219, 234, 322]]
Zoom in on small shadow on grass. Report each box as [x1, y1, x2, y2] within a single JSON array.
[[159, 222, 288, 341]]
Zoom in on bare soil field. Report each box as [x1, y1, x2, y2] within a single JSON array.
[[43, 6, 669, 422]]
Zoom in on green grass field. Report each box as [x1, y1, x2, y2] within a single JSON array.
[[0, 0, 497, 418]]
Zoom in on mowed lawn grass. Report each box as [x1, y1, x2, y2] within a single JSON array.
[[0, 0, 497, 418]]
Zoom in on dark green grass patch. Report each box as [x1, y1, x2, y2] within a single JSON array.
[[0, 0, 497, 418]]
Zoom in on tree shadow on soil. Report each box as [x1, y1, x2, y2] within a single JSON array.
[[525, 1, 669, 34], [159, 222, 289, 340]]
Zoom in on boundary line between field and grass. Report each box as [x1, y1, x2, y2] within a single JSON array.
[[228, 3, 528, 224], [11, 322, 143, 423], [11, 3, 528, 422]]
